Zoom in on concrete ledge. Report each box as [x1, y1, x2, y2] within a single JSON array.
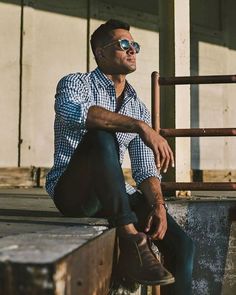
[[166, 198, 236, 295], [0, 224, 116, 295], [1, 189, 236, 294], [0, 189, 117, 295]]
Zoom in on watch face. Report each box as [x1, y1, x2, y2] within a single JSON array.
[[163, 203, 168, 210], [151, 202, 168, 210]]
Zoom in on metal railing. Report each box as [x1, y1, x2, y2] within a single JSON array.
[[151, 72, 236, 192]]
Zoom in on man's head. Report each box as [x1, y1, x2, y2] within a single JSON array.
[[90, 19, 140, 75]]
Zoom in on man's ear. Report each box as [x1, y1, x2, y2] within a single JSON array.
[[95, 48, 104, 59]]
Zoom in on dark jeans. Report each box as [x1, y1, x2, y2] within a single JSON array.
[[54, 130, 195, 295]]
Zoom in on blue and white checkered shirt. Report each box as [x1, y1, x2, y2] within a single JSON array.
[[46, 67, 160, 198]]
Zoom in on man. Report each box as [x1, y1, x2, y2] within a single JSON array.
[[46, 19, 195, 294]]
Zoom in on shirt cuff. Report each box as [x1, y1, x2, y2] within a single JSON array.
[[134, 170, 162, 188]]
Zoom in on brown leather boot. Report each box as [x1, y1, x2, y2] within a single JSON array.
[[118, 232, 175, 286]]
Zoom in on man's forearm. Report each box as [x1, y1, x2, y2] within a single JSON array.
[[86, 105, 145, 133], [86, 105, 174, 173], [139, 177, 165, 207], [141, 177, 168, 240]]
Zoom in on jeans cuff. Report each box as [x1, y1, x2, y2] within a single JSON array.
[[108, 211, 138, 227]]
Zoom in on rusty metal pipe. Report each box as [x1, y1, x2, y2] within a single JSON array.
[[151, 72, 162, 295], [160, 128, 236, 137], [151, 72, 236, 195], [151, 71, 160, 131], [159, 74, 236, 85], [161, 182, 236, 191]]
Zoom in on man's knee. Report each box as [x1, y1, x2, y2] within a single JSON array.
[[87, 129, 115, 140], [86, 130, 118, 155]]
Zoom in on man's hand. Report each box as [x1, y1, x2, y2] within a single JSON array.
[[87, 106, 174, 172], [145, 204, 167, 240], [138, 122, 174, 172]]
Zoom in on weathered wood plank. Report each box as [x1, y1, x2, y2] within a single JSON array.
[[0, 167, 136, 188], [0, 167, 39, 187], [192, 169, 236, 182], [2, 167, 236, 190], [40, 168, 50, 187]]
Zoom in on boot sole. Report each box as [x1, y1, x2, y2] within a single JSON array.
[[127, 275, 175, 286]]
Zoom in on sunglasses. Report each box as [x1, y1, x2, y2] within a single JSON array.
[[103, 39, 141, 54]]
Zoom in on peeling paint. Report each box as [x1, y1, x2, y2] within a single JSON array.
[[54, 261, 68, 295]]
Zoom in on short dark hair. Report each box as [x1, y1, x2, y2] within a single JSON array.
[[90, 19, 130, 56]]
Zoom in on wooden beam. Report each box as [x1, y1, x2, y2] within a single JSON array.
[[0, 167, 39, 187], [0, 167, 136, 188], [192, 169, 236, 182]]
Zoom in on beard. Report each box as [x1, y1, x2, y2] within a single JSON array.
[[112, 61, 136, 75], [98, 56, 137, 75]]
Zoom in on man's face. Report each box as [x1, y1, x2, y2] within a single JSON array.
[[97, 29, 137, 75]]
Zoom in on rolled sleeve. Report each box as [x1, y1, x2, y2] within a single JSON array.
[[128, 135, 161, 187], [128, 105, 161, 187], [55, 74, 93, 130]]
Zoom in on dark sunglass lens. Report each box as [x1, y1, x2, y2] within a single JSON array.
[[120, 39, 130, 51], [132, 42, 140, 53]]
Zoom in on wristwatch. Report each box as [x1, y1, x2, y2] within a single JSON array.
[[162, 203, 168, 211], [151, 202, 168, 211]]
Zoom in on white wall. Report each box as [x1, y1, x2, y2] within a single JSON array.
[[0, 1, 21, 166], [191, 0, 236, 170], [20, 0, 88, 167], [0, 0, 235, 173], [0, 0, 159, 168]]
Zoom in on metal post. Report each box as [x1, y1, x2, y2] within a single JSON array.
[[151, 71, 161, 295], [161, 182, 236, 191], [160, 128, 236, 137], [151, 71, 160, 131], [159, 74, 236, 85]]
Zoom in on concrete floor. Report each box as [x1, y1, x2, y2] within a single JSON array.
[[0, 187, 108, 238], [0, 188, 115, 295], [0, 188, 236, 294], [0, 187, 235, 238]]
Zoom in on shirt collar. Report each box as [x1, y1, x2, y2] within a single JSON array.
[[92, 67, 137, 99], [124, 81, 137, 99], [93, 67, 114, 88]]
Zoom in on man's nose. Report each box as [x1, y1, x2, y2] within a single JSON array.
[[127, 46, 136, 55]]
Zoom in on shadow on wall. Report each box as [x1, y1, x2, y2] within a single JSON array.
[[0, 0, 159, 32]]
